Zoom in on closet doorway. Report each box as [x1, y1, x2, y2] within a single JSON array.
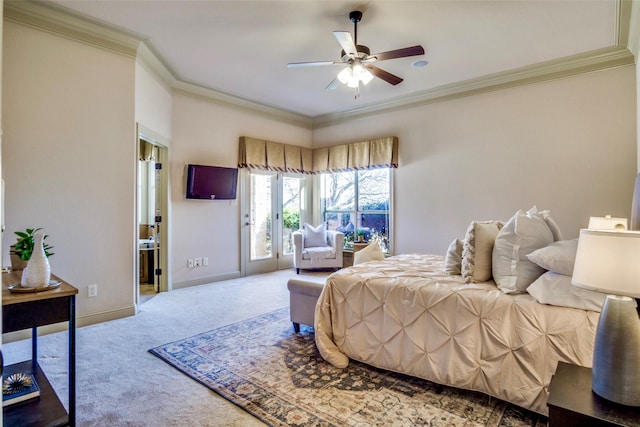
[[137, 124, 170, 306]]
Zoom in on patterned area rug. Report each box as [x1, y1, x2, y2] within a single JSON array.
[[149, 308, 547, 426]]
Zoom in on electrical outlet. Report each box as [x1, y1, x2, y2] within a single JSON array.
[[203, 257, 209, 266], [88, 284, 98, 298], [188, 259, 194, 268], [194, 257, 202, 267]]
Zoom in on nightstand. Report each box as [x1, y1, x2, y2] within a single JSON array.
[[548, 362, 640, 427]]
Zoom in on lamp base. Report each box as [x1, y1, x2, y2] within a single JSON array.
[[592, 295, 640, 406]]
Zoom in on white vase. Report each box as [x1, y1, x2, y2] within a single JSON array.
[[24, 232, 51, 288]]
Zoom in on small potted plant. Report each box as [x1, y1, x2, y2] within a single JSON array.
[[10, 227, 54, 270], [356, 229, 365, 243]]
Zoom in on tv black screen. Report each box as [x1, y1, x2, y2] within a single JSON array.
[[186, 164, 238, 200]]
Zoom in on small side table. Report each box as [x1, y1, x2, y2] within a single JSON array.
[[548, 362, 640, 427], [2, 271, 78, 427]]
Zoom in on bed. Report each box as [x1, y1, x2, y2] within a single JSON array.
[[314, 208, 605, 416]]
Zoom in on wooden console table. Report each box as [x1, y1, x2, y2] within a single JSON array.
[[2, 271, 77, 427]]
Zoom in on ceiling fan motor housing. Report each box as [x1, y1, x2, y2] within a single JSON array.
[[341, 45, 370, 61]]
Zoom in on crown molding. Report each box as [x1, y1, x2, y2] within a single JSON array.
[[172, 81, 313, 129], [627, 0, 640, 56], [136, 42, 177, 89], [4, 0, 636, 131], [4, 0, 141, 57], [312, 46, 635, 128]]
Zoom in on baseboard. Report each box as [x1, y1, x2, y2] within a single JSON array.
[[2, 305, 137, 344], [173, 271, 242, 289]]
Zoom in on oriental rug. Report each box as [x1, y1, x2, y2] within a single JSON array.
[[149, 308, 546, 426]]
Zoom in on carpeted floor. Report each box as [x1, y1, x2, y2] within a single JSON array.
[[150, 307, 547, 427]]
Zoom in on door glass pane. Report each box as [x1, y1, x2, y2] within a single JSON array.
[[250, 173, 272, 261], [282, 176, 301, 256]]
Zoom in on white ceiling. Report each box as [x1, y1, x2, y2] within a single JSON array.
[[46, 0, 620, 119]]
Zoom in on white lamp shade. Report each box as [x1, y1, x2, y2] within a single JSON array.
[[572, 229, 640, 298]]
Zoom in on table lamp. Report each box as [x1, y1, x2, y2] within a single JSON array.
[[572, 229, 640, 406]]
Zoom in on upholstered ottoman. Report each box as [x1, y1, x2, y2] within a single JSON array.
[[287, 275, 327, 332]]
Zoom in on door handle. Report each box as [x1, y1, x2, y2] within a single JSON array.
[[245, 222, 254, 226]]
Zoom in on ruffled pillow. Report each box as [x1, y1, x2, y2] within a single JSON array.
[[461, 221, 503, 283]]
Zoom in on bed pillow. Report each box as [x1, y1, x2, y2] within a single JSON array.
[[539, 210, 564, 241], [303, 223, 327, 248], [461, 221, 503, 283], [444, 238, 463, 275], [492, 208, 554, 294], [354, 241, 385, 265], [526, 239, 578, 276], [527, 271, 606, 312]]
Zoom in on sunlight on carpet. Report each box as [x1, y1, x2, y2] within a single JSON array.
[[149, 308, 547, 427]]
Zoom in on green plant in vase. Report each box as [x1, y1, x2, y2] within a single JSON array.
[[356, 229, 365, 242], [10, 227, 54, 270]]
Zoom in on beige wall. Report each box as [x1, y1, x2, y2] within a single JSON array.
[[135, 60, 172, 142], [2, 21, 137, 322], [314, 66, 637, 255], [170, 93, 312, 286]]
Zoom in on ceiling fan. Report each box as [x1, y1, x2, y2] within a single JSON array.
[[287, 10, 425, 96]]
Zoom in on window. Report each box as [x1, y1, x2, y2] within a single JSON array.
[[321, 168, 391, 253]]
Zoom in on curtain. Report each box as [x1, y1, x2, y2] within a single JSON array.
[[238, 136, 398, 173], [139, 140, 158, 161]]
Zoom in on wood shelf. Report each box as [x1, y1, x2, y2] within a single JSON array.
[[3, 361, 68, 427]]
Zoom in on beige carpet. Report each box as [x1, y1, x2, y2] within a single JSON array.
[[150, 307, 546, 427]]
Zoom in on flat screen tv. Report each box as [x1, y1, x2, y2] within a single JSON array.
[[186, 164, 238, 200]]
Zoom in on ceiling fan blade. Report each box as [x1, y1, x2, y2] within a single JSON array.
[[287, 61, 342, 68], [325, 77, 339, 90], [366, 65, 403, 85], [370, 45, 425, 61], [333, 31, 357, 58]]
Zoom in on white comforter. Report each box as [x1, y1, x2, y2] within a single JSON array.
[[314, 254, 599, 415]]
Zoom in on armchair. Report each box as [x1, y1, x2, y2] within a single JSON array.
[[293, 229, 344, 274]]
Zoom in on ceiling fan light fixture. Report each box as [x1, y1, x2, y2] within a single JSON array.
[[337, 67, 352, 85], [338, 64, 374, 88]]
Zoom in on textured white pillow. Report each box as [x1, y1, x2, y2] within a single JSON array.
[[527, 271, 606, 312], [303, 223, 327, 248], [461, 221, 503, 283], [354, 241, 385, 265], [526, 239, 578, 276], [444, 238, 463, 275], [492, 208, 554, 294]]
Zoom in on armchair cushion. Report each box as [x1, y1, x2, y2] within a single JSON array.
[[303, 223, 327, 248]]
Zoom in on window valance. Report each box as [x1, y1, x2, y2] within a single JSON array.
[[238, 136, 398, 174], [238, 136, 313, 173]]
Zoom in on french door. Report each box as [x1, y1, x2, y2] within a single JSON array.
[[243, 170, 306, 275]]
